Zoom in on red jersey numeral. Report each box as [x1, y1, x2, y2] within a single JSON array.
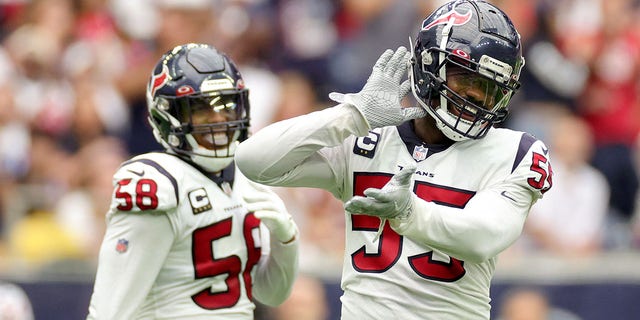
[[115, 178, 159, 211], [351, 215, 402, 272], [351, 173, 474, 282], [528, 152, 553, 194], [191, 214, 261, 310], [192, 218, 241, 309]]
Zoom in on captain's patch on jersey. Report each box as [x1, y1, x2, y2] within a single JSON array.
[[353, 131, 380, 158], [189, 188, 212, 214]]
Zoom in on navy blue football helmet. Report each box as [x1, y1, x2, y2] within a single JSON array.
[[410, 0, 524, 141], [146, 43, 250, 172]]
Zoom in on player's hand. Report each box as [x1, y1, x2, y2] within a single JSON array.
[[345, 163, 416, 219], [244, 191, 298, 243], [329, 46, 427, 129]]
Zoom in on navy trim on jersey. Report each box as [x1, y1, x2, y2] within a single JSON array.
[[122, 157, 180, 204], [512, 133, 536, 173], [204, 164, 236, 189], [396, 121, 454, 160]]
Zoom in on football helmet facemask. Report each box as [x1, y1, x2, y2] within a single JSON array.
[[146, 43, 250, 172], [410, 0, 524, 141]]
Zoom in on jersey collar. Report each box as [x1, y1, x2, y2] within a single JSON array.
[[396, 121, 454, 160]]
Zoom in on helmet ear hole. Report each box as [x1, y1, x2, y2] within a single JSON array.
[[421, 50, 433, 67], [157, 97, 170, 111], [168, 135, 180, 147]]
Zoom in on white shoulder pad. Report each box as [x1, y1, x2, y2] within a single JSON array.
[[109, 153, 180, 214]]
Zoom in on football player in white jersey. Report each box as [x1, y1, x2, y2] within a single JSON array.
[[235, 1, 553, 319], [87, 43, 299, 319]]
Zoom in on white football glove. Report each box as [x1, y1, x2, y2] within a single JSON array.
[[345, 163, 416, 220], [244, 189, 298, 243], [329, 46, 427, 129]]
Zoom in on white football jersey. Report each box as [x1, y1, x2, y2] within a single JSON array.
[[235, 105, 553, 320], [87, 152, 298, 320]]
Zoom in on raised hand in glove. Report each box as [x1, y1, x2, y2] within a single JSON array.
[[345, 163, 417, 220], [329, 46, 427, 129], [244, 188, 298, 244]]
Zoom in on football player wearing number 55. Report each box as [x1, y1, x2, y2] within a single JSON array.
[[86, 43, 299, 320], [236, 1, 552, 319]]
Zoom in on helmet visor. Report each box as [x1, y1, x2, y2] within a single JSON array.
[[177, 93, 248, 152], [446, 66, 500, 109]]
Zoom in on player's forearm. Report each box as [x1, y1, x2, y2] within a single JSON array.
[[88, 213, 174, 319], [252, 235, 300, 306], [390, 191, 527, 263], [236, 104, 369, 183], [88, 243, 157, 319]]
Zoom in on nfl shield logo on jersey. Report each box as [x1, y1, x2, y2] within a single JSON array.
[[412, 145, 428, 162], [115, 238, 129, 253]]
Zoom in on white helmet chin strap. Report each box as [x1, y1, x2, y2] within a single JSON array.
[[192, 154, 235, 173], [185, 132, 240, 172], [434, 109, 474, 141], [410, 79, 470, 142]]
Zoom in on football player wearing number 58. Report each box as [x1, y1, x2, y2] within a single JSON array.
[[236, 1, 552, 319], [86, 43, 299, 319]]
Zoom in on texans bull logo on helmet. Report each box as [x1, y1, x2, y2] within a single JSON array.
[[423, 8, 472, 30], [149, 64, 169, 98]]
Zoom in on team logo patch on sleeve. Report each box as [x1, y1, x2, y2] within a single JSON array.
[[189, 188, 212, 214], [353, 131, 380, 159]]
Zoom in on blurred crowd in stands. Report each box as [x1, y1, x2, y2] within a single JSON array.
[[0, 0, 639, 318]]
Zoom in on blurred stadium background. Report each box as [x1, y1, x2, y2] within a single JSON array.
[[0, 0, 639, 319]]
